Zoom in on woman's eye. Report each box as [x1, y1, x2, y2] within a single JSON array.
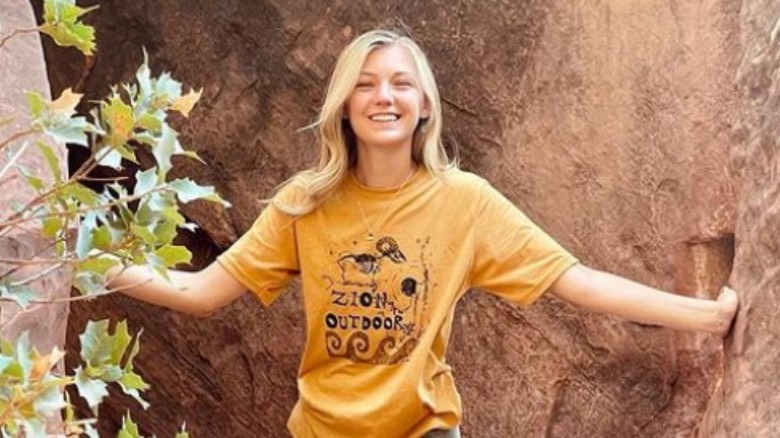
[[355, 82, 373, 89]]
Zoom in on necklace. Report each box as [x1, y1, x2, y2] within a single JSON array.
[[354, 166, 417, 242]]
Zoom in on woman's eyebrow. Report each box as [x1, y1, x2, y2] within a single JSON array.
[[358, 71, 415, 78]]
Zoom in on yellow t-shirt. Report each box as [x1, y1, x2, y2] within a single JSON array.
[[217, 167, 578, 438]]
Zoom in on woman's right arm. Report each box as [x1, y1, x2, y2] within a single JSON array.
[[106, 261, 248, 318]]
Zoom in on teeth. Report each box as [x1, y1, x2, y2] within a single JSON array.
[[369, 114, 399, 122]]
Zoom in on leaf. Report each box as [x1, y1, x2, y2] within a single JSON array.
[[18, 166, 45, 191], [152, 124, 181, 177], [98, 364, 123, 382], [170, 88, 202, 117], [0, 354, 13, 375], [175, 423, 189, 438], [108, 320, 132, 365], [169, 178, 230, 206], [74, 366, 108, 409], [134, 168, 158, 196], [77, 255, 120, 276], [118, 372, 150, 409], [152, 219, 178, 243], [25, 92, 46, 119], [83, 423, 99, 438], [102, 96, 134, 147], [72, 271, 105, 296], [117, 413, 142, 438], [0, 283, 36, 311], [136, 49, 153, 99], [12, 332, 33, 381], [136, 112, 162, 133], [44, 115, 89, 146], [32, 382, 67, 417], [39, 0, 98, 56], [180, 149, 206, 164], [154, 244, 191, 267], [118, 371, 149, 392], [78, 320, 112, 364], [50, 88, 83, 115], [153, 72, 183, 105], [94, 145, 123, 170], [75, 211, 99, 258], [131, 223, 156, 245], [60, 182, 99, 207], [35, 141, 62, 183]]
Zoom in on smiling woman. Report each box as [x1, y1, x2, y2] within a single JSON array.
[[107, 29, 739, 438], [345, 44, 431, 175]]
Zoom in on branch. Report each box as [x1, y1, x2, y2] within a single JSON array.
[[0, 187, 165, 230], [0, 146, 124, 232], [10, 261, 65, 287], [0, 173, 19, 188], [0, 134, 33, 184], [78, 175, 129, 182], [0, 128, 35, 154], [0, 27, 39, 50], [0, 277, 155, 305], [0, 256, 65, 265], [0, 237, 65, 280], [73, 55, 96, 94]]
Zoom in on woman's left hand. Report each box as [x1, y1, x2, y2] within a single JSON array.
[[715, 286, 739, 337]]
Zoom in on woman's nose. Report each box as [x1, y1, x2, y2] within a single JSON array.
[[373, 82, 393, 104]]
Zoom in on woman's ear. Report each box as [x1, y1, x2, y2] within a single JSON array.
[[420, 98, 431, 120]]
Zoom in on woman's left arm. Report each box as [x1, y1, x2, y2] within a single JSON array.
[[550, 264, 738, 336]]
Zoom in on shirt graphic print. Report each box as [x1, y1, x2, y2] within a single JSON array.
[[323, 234, 432, 365]]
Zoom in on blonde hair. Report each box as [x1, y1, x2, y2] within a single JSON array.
[[275, 29, 457, 216]]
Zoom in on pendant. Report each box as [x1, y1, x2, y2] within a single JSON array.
[[367, 233, 375, 242]]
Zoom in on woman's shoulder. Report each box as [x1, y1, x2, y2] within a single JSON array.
[[438, 167, 491, 192]]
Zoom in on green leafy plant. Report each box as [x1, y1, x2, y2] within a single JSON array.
[[0, 0, 224, 435]]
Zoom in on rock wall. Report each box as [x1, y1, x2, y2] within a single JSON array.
[[0, 0, 70, 366], [32, 0, 758, 436], [700, 1, 780, 437]]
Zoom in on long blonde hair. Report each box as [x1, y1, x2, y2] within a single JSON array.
[[275, 29, 457, 216]]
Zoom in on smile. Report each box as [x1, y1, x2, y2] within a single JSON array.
[[369, 114, 400, 122]]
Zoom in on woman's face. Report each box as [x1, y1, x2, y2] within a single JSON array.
[[345, 44, 430, 154]]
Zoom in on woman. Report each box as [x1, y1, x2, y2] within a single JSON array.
[[109, 30, 738, 438]]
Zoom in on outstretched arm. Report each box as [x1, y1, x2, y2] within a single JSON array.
[[549, 264, 738, 336], [106, 261, 248, 318]]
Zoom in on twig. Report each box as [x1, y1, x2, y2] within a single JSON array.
[[0, 128, 35, 154], [0, 256, 65, 265], [0, 187, 164, 230], [10, 262, 65, 287], [0, 237, 65, 279], [73, 55, 96, 94], [0, 136, 33, 182], [78, 175, 129, 182], [0, 277, 155, 305], [0, 144, 114, 230], [0, 27, 39, 50], [0, 173, 18, 187]]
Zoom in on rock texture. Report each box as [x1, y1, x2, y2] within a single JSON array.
[[32, 0, 757, 436], [0, 0, 70, 365], [700, 2, 780, 437]]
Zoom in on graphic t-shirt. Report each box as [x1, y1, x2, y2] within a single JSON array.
[[217, 167, 578, 438]]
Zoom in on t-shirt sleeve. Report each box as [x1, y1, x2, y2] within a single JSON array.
[[216, 190, 300, 307], [469, 181, 578, 308]]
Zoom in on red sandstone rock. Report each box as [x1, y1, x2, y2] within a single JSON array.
[[700, 1, 780, 436], [0, 0, 70, 362], [33, 0, 754, 436]]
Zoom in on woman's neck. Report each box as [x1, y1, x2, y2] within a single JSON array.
[[354, 147, 416, 188]]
